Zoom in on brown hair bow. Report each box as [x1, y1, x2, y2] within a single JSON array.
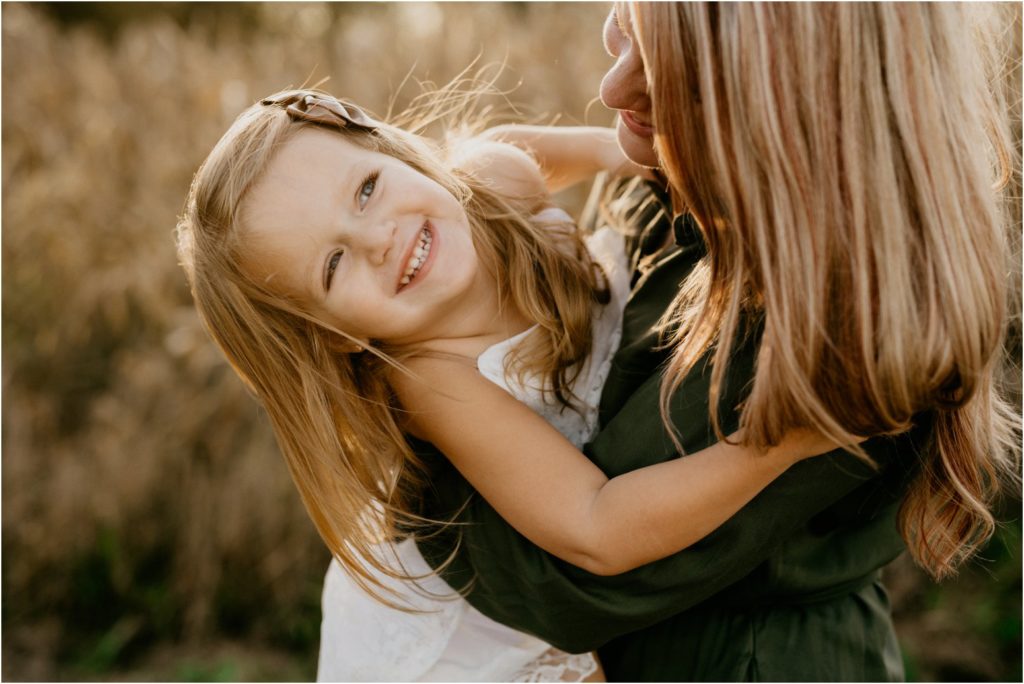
[[260, 90, 381, 132]]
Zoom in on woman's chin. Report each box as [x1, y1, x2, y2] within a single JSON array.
[[617, 121, 660, 169]]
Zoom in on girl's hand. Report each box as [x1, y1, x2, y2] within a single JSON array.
[[727, 428, 866, 466], [770, 428, 866, 464]]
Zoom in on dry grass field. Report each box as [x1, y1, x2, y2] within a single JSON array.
[[2, 3, 1020, 681]]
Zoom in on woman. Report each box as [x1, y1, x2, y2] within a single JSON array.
[[414, 3, 1019, 680]]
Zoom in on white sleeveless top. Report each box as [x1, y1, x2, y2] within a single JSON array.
[[317, 211, 629, 682]]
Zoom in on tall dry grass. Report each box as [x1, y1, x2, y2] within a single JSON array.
[[1, 2, 1019, 682]]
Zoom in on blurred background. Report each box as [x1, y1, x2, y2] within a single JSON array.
[[2, 2, 1020, 682]]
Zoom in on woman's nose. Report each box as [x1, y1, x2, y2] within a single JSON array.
[[600, 8, 647, 112], [600, 50, 646, 112]]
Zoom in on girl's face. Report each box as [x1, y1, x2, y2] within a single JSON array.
[[240, 127, 485, 347], [600, 2, 658, 168]]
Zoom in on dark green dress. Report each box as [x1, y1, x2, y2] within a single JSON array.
[[414, 184, 921, 681]]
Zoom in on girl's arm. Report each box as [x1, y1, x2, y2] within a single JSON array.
[[477, 124, 655, 193], [392, 357, 843, 577]]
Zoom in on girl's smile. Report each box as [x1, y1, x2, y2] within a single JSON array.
[[397, 222, 437, 292], [239, 127, 501, 349]]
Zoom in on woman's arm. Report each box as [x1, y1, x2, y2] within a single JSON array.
[[393, 356, 839, 576], [478, 124, 655, 193]]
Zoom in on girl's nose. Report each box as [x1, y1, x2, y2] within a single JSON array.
[[353, 217, 396, 266]]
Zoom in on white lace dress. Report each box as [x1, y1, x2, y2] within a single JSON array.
[[317, 211, 629, 682]]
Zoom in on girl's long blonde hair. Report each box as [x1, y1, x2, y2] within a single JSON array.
[[176, 89, 604, 601], [636, 2, 1020, 579]]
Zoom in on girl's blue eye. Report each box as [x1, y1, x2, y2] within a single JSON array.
[[358, 172, 378, 207], [326, 250, 344, 289]]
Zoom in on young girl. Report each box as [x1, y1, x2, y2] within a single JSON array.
[[176, 89, 840, 681]]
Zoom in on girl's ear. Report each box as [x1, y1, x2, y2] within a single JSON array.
[[329, 334, 370, 355]]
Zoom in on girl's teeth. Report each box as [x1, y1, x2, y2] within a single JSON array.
[[401, 228, 432, 288]]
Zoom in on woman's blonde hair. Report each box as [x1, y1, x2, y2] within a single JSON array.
[[635, 2, 1020, 579], [176, 88, 604, 602]]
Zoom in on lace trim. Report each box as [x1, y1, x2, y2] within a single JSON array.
[[511, 648, 602, 682]]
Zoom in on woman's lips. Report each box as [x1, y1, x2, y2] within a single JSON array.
[[620, 110, 654, 138]]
